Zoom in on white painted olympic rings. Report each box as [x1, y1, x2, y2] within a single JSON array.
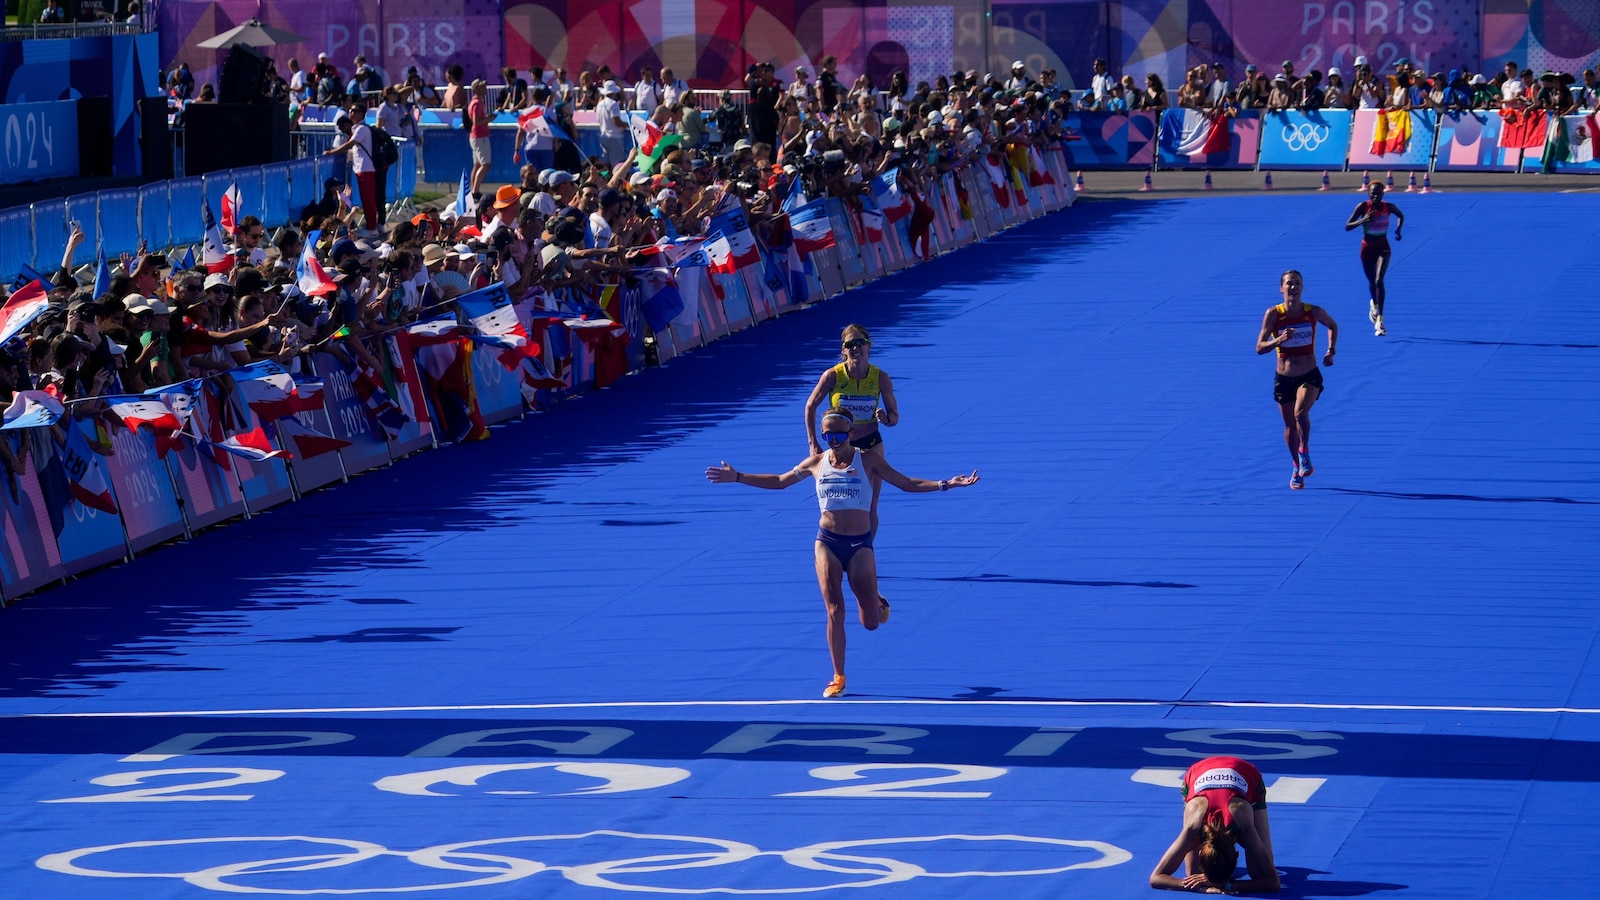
[[37, 830, 1133, 894], [1282, 123, 1331, 152]]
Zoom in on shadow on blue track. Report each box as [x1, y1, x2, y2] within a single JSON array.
[[1275, 867, 1408, 897], [0, 201, 1168, 699], [886, 572, 1197, 588], [1323, 488, 1600, 505]]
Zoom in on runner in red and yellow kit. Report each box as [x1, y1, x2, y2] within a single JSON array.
[[1150, 756, 1280, 893], [1344, 181, 1405, 336], [1257, 270, 1338, 490]]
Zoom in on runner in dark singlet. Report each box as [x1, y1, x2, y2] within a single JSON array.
[[707, 408, 977, 698], [1150, 756, 1280, 893], [1344, 182, 1405, 336], [1257, 270, 1338, 490]]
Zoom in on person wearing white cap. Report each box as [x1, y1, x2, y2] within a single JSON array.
[[596, 81, 628, 163], [790, 65, 814, 102], [1323, 66, 1349, 108], [1005, 60, 1029, 92]]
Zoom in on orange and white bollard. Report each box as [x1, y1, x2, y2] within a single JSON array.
[[1140, 168, 1153, 192], [1405, 171, 1418, 192], [1319, 171, 1331, 191], [1359, 170, 1371, 191], [1420, 173, 1433, 194], [1385, 170, 1395, 188], [1075, 171, 1085, 191]]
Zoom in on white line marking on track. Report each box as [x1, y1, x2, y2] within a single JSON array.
[[10, 699, 1600, 718]]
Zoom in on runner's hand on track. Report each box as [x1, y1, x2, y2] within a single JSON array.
[[945, 471, 980, 489], [706, 461, 738, 484]]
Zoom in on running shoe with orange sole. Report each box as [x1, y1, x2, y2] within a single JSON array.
[[823, 675, 847, 698]]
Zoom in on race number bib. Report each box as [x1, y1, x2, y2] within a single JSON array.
[[1279, 323, 1314, 349]]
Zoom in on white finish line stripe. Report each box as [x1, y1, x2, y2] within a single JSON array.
[[12, 698, 1600, 718]]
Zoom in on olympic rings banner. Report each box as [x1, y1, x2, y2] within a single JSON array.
[[37, 829, 1132, 893], [1257, 110, 1353, 170], [0, 146, 1075, 603]]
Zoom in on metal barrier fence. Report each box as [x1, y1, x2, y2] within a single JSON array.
[[0, 143, 1075, 602], [0, 139, 418, 282]]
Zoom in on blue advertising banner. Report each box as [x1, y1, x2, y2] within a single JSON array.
[[164, 437, 248, 532], [0, 100, 80, 186], [468, 345, 523, 426], [280, 406, 348, 493], [1258, 110, 1353, 170], [1434, 111, 1518, 172], [51, 420, 127, 577], [1060, 112, 1157, 169], [101, 423, 186, 553], [311, 352, 394, 476], [0, 429, 63, 600]]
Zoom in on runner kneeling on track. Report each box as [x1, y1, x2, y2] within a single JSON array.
[[1150, 756, 1280, 894], [706, 408, 977, 699]]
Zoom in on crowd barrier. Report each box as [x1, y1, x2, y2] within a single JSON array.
[[1131, 107, 1600, 176], [0, 140, 420, 284], [0, 145, 1076, 603]]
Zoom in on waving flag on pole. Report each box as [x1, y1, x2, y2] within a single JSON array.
[[1, 391, 65, 430], [176, 245, 195, 271], [94, 248, 112, 299], [636, 268, 685, 333], [789, 200, 837, 254], [703, 230, 737, 274], [981, 154, 1012, 208], [455, 167, 477, 220], [0, 280, 50, 346], [225, 360, 323, 422], [275, 416, 350, 459], [782, 183, 810, 212], [629, 114, 663, 157], [220, 181, 242, 235], [456, 283, 540, 371], [200, 201, 232, 273], [517, 106, 573, 146], [859, 193, 886, 243], [297, 229, 338, 296]]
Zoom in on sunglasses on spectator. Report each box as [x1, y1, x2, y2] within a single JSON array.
[[842, 339, 869, 349], [820, 430, 851, 446], [245, 230, 265, 239]]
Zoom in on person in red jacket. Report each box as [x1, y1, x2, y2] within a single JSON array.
[[1150, 756, 1280, 893]]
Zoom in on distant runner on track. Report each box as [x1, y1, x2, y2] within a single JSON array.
[[1257, 270, 1338, 490], [1344, 181, 1404, 336], [1150, 755, 1281, 894], [706, 408, 977, 698]]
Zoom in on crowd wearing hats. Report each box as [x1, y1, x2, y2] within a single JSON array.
[[1156, 55, 1594, 115]]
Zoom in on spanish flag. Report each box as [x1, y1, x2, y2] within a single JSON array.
[[1370, 110, 1411, 156]]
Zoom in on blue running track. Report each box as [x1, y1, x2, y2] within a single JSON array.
[[1, 192, 1597, 898]]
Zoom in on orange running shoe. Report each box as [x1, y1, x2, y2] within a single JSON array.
[[823, 675, 847, 698]]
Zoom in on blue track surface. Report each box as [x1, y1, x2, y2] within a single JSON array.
[[1, 192, 1597, 898]]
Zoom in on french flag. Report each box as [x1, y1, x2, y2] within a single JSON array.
[[457, 285, 539, 371], [201, 201, 232, 273], [1, 390, 64, 430], [298, 229, 338, 296], [872, 169, 914, 223], [789, 200, 837, 254], [105, 395, 184, 434], [275, 416, 350, 460], [203, 425, 286, 462], [858, 195, 885, 243], [1167, 109, 1231, 157], [708, 208, 760, 269], [703, 231, 737, 274], [0, 280, 50, 347], [61, 423, 119, 514], [220, 181, 242, 235], [229, 361, 323, 422]]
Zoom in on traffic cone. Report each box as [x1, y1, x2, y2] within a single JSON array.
[[1075, 171, 1085, 191], [1359, 170, 1371, 191], [1405, 171, 1417, 192], [1319, 171, 1331, 191], [1140, 168, 1153, 192], [1385, 171, 1394, 188], [1420, 173, 1433, 194], [1262, 170, 1274, 190], [1203, 170, 1214, 190]]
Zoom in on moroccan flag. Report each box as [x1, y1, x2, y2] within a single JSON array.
[[789, 200, 836, 254], [220, 181, 242, 235], [1498, 108, 1548, 150], [0, 280, 50, 347], [60, 421, 119, 514], [1370, 110, 1412, 156]]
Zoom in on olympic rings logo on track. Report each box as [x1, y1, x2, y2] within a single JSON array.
[[1282, 123, 1331, 152], [38, 831, 1133, 894]]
